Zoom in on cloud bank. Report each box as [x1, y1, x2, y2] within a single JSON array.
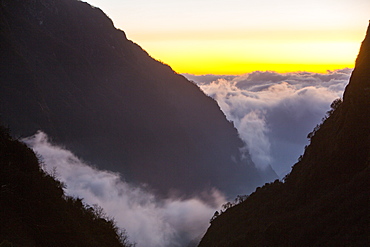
[[184, 69, 351, 177], [23, 132, 225, 247], [20, 69, 351, 246]]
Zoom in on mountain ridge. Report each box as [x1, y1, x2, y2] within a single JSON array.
[[0, 0, 276, 198], [198, 22, 370, 247]]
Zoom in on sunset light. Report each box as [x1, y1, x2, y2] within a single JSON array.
[[85, 0, 369, 75], [141, 39, 360, 74]]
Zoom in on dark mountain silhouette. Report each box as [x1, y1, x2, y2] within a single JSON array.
[[198, 22, 370, 246], [0, 0, 276, 198], [0, 125, 134, 247]]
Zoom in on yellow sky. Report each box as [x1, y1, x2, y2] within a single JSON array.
[[85, 0, 369, 75], [139, 32, 361, 74]]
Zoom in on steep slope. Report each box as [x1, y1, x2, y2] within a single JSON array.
[[198, 22, 370, 246], [0, 0, 274, 198], [0, 125, 133, 247]]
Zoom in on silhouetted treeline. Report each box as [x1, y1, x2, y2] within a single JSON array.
[[0, 125, 134, 247]]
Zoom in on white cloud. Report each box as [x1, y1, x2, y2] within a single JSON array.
[[186, 69, 351, 177], [18, 68, 352, 246], [22, 132, 225, 247]]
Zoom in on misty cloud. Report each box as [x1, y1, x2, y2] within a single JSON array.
[[185, 69, 351, 177], [23, 132, 225, 247]]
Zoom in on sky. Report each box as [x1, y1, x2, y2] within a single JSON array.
[[83, 0, 369, 74]]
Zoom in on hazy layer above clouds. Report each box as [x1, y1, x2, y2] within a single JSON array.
[[23, 132, 225, 247], [184, 69, 351, 177]]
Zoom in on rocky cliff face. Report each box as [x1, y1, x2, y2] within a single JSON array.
[[198, 22, 370, 246], [0, 0, 275, 198]]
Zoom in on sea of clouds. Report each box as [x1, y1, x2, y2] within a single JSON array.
[[21, 68, 352, 246], [22, 132, 225, 247], [184, 69, 351, 177]]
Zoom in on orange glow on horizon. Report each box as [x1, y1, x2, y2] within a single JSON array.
[[175, 64, 354, 76], [84, 0, 370, 75], [138, 38, 360, 75]]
